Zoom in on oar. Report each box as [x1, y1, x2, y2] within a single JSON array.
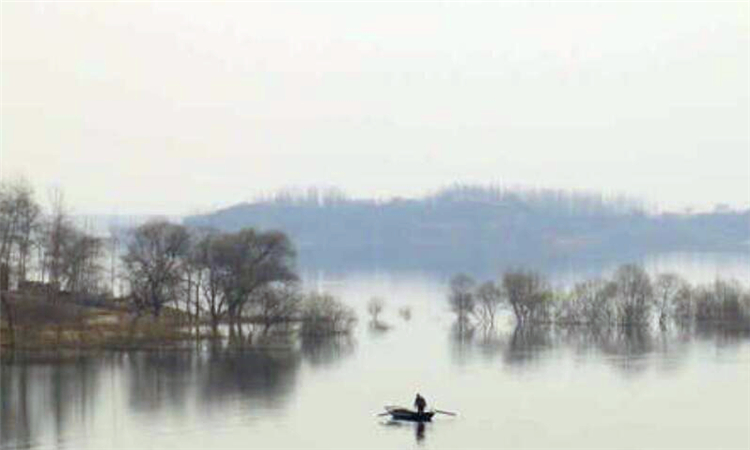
[[434, 409, 457, 416]]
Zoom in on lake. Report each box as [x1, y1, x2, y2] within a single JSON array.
[[2, 253, 749, 449]]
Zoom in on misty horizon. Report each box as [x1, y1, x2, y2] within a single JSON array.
[[2, 178, 748, 219], [2, 2, 748, 215]]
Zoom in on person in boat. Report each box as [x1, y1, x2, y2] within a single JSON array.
[[414, 393, 427, 414]]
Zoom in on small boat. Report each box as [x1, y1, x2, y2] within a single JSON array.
[[383, 406, 435, 422]]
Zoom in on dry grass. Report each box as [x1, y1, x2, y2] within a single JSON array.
[[0, 291, 212, 350]]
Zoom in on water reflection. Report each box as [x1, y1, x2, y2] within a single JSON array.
[[300, 335, 356, 367], [0, 336, 358, 449], [451, 322, 748, 375], [415, 421, 426, 444], [3, 258, 750, 450], [380, 419, 430, 446], [1, 355, 103, 449]]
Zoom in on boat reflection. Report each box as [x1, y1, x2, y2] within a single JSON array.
[[416, 421, 426, 444], [380, 418, 430, 445]]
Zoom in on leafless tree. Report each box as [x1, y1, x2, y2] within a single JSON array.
[[191, 228, 297, 330], [193, 231, 226, 331], [612, 264, 653, 326], [122, 220, 190, 317], [502, 270, 551, 325], [449, 273, 476, 324], [248, 281, 301, 333], [41, 188, 69, 293], [654, 273, 688, 329], [570, 279, 616, 327], [693, 279, 750, 324], [475, 281, 503, 327], [179, 227, 212, 323], [209, 229, 297, 323], [367, 297, 385, 323], [300, 292, 357, 336], [0, 179, 41, 287], [59, 227, 103, 294]]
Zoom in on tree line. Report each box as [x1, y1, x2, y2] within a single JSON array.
[[449, 264, 750, 331], [122, 220, 354, 334], [186, 184, 750, 275], [0, 180, 103, 297], [0, 179, 355, 339]]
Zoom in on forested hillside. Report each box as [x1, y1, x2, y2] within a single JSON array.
[[185, 186, 750, 273]]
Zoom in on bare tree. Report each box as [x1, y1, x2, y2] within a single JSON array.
[[0, 183, 21, 269], [367, 297, 385, 323], [475, 281, 503, 327], [122, 220, 190, 317], [193, 230, 227, 331], [398, 306, 412, 321], [59, 228, 103, 295], [300, 292, 357, 336], [248, 281, 301, 333], [210, 229, 297, 323], [41, 188, 69, 293], [654, 273, 688, 329], [612, 264, 653, 326], [179, 227, 211, 323], [571, 279, 616, 327], [502, 270, 550, 325], [0, 179, 41, 287], [449, 274, 476, 324], [192, 228, 297, 330]]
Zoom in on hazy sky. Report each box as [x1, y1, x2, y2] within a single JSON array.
[[2, 2, 748, 215]]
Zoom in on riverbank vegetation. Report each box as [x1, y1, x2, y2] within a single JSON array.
[[0, 180, 356, 350], [449, 264, 750, 332]]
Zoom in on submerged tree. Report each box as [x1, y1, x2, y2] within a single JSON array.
[[248, 281, 301, 333], [502, 270, 551, 325], [570, 279, 616, 327], [612, 264, 653, 326], [475, 281, 503, 327], [367, 297, 385, 323], [300, 292, 357, 336], [653, 273, 688, 329], [449, 274, 476, 324]]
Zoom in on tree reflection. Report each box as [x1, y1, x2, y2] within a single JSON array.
[[0, 333, 360, 449], [123, 347, 302, 414], [199, 347, 300, 410], [300, 335, 356, 367], [125, 351, 196, 413], [0, 355, 102, 449], [450, 319, 747, 375], [449, 320, 477, 365], [504, 325, 554, 367]]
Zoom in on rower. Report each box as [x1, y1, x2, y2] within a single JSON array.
[[414, 393, 427, 413]]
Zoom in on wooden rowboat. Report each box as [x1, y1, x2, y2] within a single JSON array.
[[384, 406, 435, 422]]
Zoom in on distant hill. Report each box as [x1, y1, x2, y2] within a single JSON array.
[[184, 186, 750, 274]]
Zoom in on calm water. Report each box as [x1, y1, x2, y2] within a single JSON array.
[[2, 254, 749, 449]]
